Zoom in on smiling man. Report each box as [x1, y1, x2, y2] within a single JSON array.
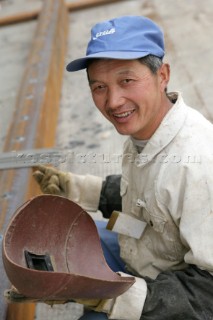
[[87, 59, 172, 139], [33, 16, 213, 320]]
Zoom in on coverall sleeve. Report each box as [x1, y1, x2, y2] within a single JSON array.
[[159, 159, 213, 272], [67, 173, 102, 212], [68, 173, 122, 215]]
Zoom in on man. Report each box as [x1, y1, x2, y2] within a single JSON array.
[[33, 16, 213, 319]]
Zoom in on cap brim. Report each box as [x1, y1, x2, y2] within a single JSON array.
[[66, 51, 152, 72]]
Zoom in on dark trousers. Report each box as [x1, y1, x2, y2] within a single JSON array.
[[79, 221, 213, 320]]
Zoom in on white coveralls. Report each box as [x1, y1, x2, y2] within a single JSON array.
[[68, 92, 213, 319]]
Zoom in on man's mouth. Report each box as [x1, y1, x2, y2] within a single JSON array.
[[113, 110, 135, 119]]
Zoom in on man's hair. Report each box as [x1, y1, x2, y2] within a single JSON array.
[[138, 55, 163, 74]]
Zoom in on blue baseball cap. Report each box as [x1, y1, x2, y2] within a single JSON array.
[[66, 15, 165, 72]]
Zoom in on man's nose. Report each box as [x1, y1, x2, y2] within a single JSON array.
[[106, 87, 125, 110]]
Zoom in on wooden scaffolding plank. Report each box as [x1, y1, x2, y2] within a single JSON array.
[[67, 0, 123, 11], [0, 0, 69, 319], [0, 0, 123, 26]]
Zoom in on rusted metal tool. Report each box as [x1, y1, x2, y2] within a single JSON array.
[[3, 195, 135, 301]]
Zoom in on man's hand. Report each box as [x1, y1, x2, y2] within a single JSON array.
[[32, 165, 71, 197], [4, 288, 111, 311]]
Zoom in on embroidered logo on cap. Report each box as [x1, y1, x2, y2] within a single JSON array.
[[93, 28, 115, 40]]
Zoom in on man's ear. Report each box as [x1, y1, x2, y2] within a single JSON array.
[[159, 63, 170, 92]]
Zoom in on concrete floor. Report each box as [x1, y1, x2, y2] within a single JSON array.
[[1, 0, 213, 319]]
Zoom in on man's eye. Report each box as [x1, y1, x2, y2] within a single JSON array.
[[92, 84, 106, 92], [123, 79, 133, 84]]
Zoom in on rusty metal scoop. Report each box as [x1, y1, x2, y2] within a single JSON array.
[[2, 195, 135, 301]]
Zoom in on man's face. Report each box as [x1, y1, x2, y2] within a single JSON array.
[[88, 59, 171, 140]]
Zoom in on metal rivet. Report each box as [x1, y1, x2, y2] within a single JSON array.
[[25, 94, 34, 100], [2, 192, 13, 200], [21, 115, 29, 121], [29, 78, 38, 84], [14, 136, 25, 142]]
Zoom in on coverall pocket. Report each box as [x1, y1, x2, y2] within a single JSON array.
[[143, 208, 186, 261], [143, 209, 167, 233]]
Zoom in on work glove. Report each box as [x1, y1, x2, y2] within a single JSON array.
[[5, 287, 113, 312], [32, 164, 71, 197], [32, 164, 103, 212], [75, 298, 114, 313]]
